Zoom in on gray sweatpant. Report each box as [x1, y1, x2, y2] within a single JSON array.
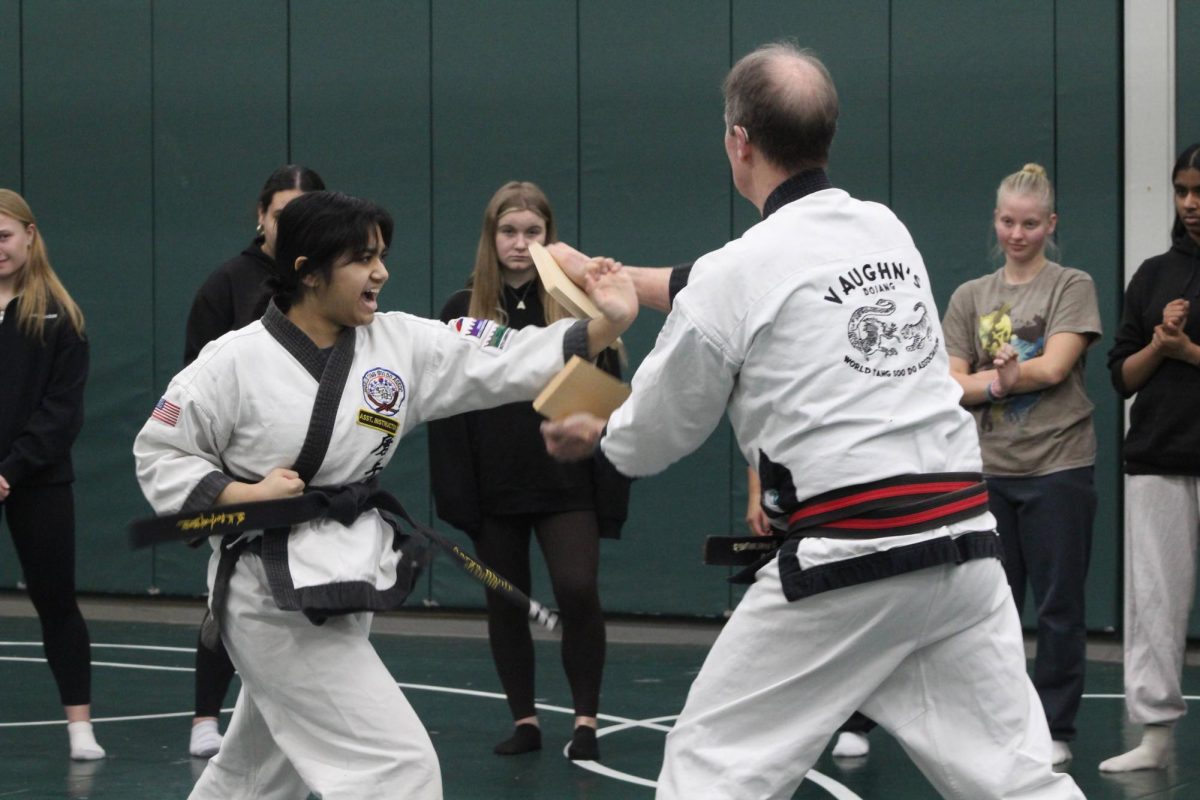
[[1123, 474, 1200, 725]]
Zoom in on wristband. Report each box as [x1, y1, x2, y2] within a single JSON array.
[[985, 378, 1006, 402]]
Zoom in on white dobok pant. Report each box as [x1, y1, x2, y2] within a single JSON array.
[[188, 554, 442, 800], [657, 556, 1084, 799]]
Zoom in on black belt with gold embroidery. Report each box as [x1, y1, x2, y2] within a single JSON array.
[[129, 480, 394, 548], [129, 480, 559, 645]]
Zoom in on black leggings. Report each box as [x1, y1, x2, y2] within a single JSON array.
[[194, 628, 236, 718], [1, 483, 92, 706], [475, 510, 605, 720]]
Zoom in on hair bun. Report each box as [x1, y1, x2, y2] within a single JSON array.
[[1021, 163, 1046, 177]]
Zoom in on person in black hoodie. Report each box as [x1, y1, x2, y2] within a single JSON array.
[[181, 165, 325, 758], [1101, 142, 1200, 773], [0, 188, 104, 761], [428, 181, 628, 761], [184, 165, 327, 364]]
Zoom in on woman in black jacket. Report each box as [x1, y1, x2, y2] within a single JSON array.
[[429, 181, 627, 761], [1101, 143, 1200, 773], [182, 164, 325, 758], [0, 188, 103, 761]]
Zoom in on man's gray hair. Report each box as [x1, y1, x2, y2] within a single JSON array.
[[722, 42, 839, 172]]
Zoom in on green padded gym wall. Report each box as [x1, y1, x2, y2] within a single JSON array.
[[426, 0, 582, 608], [0, 0, 17, 190], [3, 1, 157, 595], [576, 0, 736, 616], [1177, 0, 1200, 636], [1181, 1, 1199, 148], [0, 1, 1127, 629], [888, 1, 1122, 631], [291, 0, 440, 606], [148, 0, 291, 595]]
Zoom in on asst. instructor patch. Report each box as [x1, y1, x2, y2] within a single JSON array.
[[357, 409, 400, 435]]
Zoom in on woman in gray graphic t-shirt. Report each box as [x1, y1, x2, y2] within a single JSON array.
[[943, 164, 1101, 769]]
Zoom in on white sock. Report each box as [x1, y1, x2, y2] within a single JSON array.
[[831, 731, 870, 758], [1098, 724, 1171, 772], [67, 721, 106, 761], [189, 718, 223, 758], [1050, 740, 1072, 765]]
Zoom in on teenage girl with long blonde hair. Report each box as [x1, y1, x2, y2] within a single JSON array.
[[0, 188, 104, 761]]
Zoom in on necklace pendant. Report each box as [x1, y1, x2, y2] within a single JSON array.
[[517, 300, 526, 310]]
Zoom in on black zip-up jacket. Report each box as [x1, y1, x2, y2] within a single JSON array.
[[427, 284, 629, 538], [183, 240, 275, 365], [0, 296, 89, 486], [1108, 233, 1200, 475]]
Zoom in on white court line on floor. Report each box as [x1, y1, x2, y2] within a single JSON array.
[[401, 682, 861, 798], [0, 641, 195, 654], [1, 642, 863, 798], [0, 655, 193, 673]]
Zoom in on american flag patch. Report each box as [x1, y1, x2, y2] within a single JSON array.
[[151, 397, 181, 427], [448, 316, 514, 351]]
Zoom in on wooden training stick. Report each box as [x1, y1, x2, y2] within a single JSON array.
[[533, 355, 631, 421], [529, 241, 603, 319]]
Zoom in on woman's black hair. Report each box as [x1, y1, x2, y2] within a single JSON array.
[[1172, 143, 1200, 241], [272, 191, 394, 306], [257, 165, 326, 212]]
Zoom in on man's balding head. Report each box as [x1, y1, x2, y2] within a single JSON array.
[[722, 43, 839, 173]]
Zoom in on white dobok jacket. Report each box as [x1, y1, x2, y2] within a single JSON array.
[[134, 301, 590, 614], [598, 170, 999, 599]]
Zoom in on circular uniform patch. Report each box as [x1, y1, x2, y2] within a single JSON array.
[[362, 367, 406, 417]]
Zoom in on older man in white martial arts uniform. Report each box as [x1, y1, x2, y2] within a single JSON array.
[[542, 42, 1084, 800]]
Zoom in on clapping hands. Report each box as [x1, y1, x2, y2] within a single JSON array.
[[991, 343, 1020, 397], [1154, 299, 1194, 361]]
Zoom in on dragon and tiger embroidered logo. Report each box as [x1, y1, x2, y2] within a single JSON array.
[[842, 298, 938, 378]]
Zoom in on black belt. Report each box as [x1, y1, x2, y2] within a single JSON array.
[[705, 472, 989, 570], [130, 480, 400, 548], [785, 472, 988, 536], [200, 534, 264, 650], [131, 480, 559, 650]]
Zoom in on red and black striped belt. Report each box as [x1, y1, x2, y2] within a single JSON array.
[[786, 472, 989, 538]]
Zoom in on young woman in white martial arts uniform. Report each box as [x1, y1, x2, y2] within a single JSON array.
[[133, 190, 636, 799]]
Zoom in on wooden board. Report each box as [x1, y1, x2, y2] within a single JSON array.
[[529, 241, 603, 319], [533, 355, 630, 421]]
